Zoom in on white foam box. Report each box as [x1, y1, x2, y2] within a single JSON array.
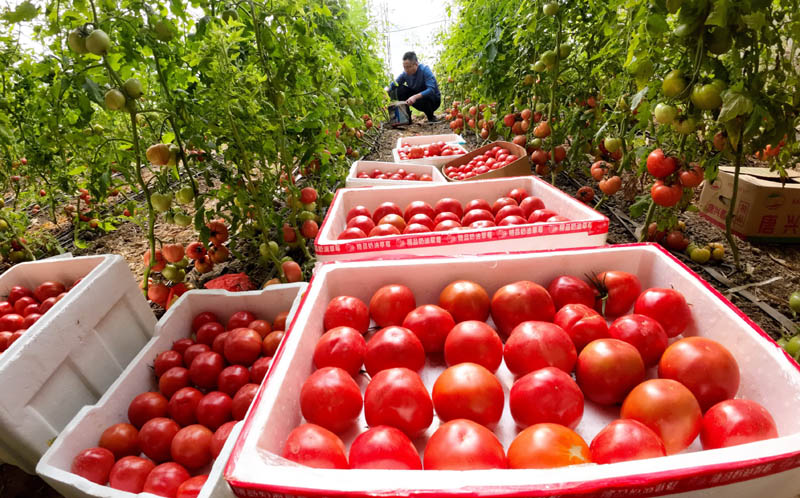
[[315, 176, 609, 263], [396, 134, 466, 149], [392, 143, 469, 167], [0, 254, 156, 474], [225, 244, 800, 498], [36, 283, 308, 498], [345, 161, 447, 188]]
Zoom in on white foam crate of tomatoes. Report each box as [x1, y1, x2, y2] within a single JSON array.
[[35, 283, 307, 498], [314, 176, 609, 263], [345, 161, 447, 188], [225, 244, 800, 498], [395, 134, 465, 149], [0, 254, 156, 474], [391, 142, 468, 167]]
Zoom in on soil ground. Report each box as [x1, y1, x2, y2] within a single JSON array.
[[4, 113, 800, 497]]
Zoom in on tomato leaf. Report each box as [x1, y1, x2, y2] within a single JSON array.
[[741, 12, 767, 31], [717, 90, 753, 123], [630, 86, 648, 112], [645, 14, 669, 35], [629, 195, 651, 219], [2, 1, 38, 23], [705, 0, 729, 27], [81, 76, 104, 106]]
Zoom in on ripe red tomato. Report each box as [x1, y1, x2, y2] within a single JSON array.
[[507, 423, 590, 469], [227, 310, 256, 330], [99, 423, 140, 459], [369, 224, 401, 237], [338, 227, 367, 240], [369, 284, 416, 328], [183, 343, 211, 367], [273, 311, 289, 331], [646, 149, 678, 178], [490, 281, 556, 337], [248, 319, 272, 338], [346, 205, 371, 222], [313, 326, 367, 376], [423, 419, 507, 470], [108, 456, 155, 493], [658, 337, 740, 411], [509, 367, 583, 429], [154, 350, 184, 377], [128, 392, 169, 429], [491, 196, 517, 215], [593, 271, 641, 317], [232, 383, 259, 420], [404, 200, 436, 221], [433, 211, 460, 225], [633, 288, 692, 338], [461, 209, 494, 226], [250, 356, 272, 384], [71, 447, 116, 485], [142, 462, 191, 497], [519, 196, 546, 218], [217, 365, 250, 397], [189, 351, 225, 388], [224, 328, 262, 366], [495, 205, 525, 224], [464, 198, 492, 213], [138, 417, 180, 462], [169, 387, 204, 426], [261, 331, 283, 357], [438, 280, 490, 323], [378, 214, 406, 232], [444, 320, 503, 372], [192, 311, 218, 333], [590, 419, 666, 464], [347, 215, 376, 236], [547, 275, 597, 310], [407, 213, 435, 230], [172, 338, 194, 356], [300, 367, 362, 433], [651, 180, 683, 207], [553, 303, 609, 352], [170, 424, 213, 469], [503, 321, 576, 376], [372, 202, 402, 224], [608, 314, 668, 367], [402, 304, 455, 353], [0, 313, 24, 331], [14, 296, 37, 315], [364, 326, 425, 376], [176, 475, 209, 498], [211, 420, 237, 459], [576, 338, 645, 405], [282, 423, 349, 469], [349, 426, 422, 470], [364, 367, 432, 437], [7, 285, 33, 305], [700, 399, 778, 450], [34, 281, 65, 302], [621, 378, 702, 454], [508, 188, 529, 203], [195, 322, 224, 346], [679, 164, 704, 188], [196, 391, 233, 430], [434, 197, 464, 218], [432, 363, 504, 426]]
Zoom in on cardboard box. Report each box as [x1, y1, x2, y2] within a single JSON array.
[[345, 161, 447, 188], [36, 284, 307, 498], [441, 141, 531, 182], [314, 176, 609, 263], [0, 255, 156, 474], [225, 244, 800, 498], [396, 134, 465, 149], [698, 166, 800, 243]]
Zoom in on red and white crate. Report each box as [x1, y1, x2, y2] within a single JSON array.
[[345, 161, 447, 187], [36, 283, 307, 498], [0, 255, 156, 474], [395, 134, 465, 149], [225, 244, 800, 498], [315, 176, 609, 263]]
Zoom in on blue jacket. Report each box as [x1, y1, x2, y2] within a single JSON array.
[[390, 64, 440, 100]]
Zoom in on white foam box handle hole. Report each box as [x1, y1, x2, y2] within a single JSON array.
[[0, 254, 156, 474], [36, 283, 308, 498], [226, 245, 800, 498]]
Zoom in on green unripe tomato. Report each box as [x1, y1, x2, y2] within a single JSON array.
[[68, 29, 88, 54], [259, 243, 270, 259], [541, 50, 557, 68], [706, 26, 732, 55], [303, 202, 317, 212], [662, 69, 686, 98], [176, 186, 195, 204], [789, 291, 800, 314], [786, 335, 800, 357], [85, 29, 111, 55], [153, 19, 174, 41], [268, 241, 280, 256], [164, 212, 175, 225], [654, 103, 678, 124], [777, 337, 788, 349], [604, 137, 622, 153], [543, 2, 559, 15], [321, 192, 334, 206], [298, 210, 316, 223], [122, 78, 142, 99], [558, 43, 571, 58], [690, 84, 723, 111], [174, 257, 190, 269], [104, 89, 126, 110], [174, 213, 192, 226], [672, 116, 697, 135], [150, 192, 173, 213], [690, 247, 711, 264], [532, 61, 547, 73], [221, 9, 239, 21]]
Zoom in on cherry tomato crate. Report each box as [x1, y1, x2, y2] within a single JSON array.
[[315, 176, 609, 263], [226, 244, 800, 498], [0, 254, 156, 474], [441, 141, 532, 182], [36, 283, 308, 498], [345, 161, 447, 187], [391, 142, 468, 167], [395, 134, 466, 149]]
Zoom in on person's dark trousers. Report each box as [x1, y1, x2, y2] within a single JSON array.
[[392, 85, 441, 121]]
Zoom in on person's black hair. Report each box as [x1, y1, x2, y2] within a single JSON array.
[[402, 52, 418, 63]]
